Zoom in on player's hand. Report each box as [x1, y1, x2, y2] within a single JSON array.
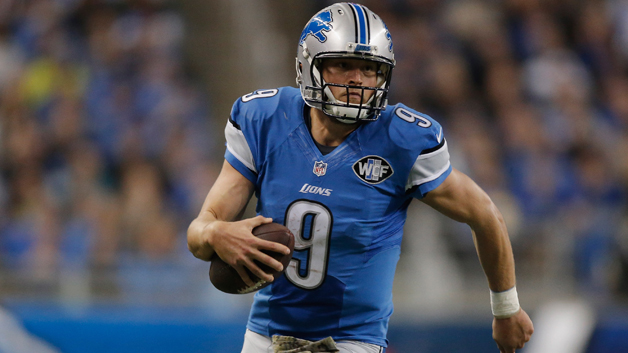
[[208, 215, 291, 287], [492, 308, 534, 352]]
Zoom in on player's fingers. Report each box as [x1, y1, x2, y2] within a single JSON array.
[[525, 328, 534, 342], [495, 342, 510, 353], [257, 238, 292, 255], [249, 215, 273, 228], [253, 250, 284, 272], [518, 341, 526, 349], [243, 258, 275, 283], [233, 265, 255, 287]]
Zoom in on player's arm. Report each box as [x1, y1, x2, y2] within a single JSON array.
[[187, 160, 291, 286], [420, 168, 533, 352], [421, 168, 515, 291]]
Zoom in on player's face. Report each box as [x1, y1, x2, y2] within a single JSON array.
[[321, 58, 379, 104]]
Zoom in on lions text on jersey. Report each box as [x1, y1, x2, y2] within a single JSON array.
[[224, 87, 451, 347]]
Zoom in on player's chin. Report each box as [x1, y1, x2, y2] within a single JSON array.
[[346, 95, 364, 104]]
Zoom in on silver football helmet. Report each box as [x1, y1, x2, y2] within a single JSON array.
[[296, 3, 395, 123]]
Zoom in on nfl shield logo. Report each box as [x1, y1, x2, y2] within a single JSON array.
[[313, 161, 327, 177]]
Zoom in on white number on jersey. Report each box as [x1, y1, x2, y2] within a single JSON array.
[[241, 89, 279, 102], [284, 200, 333, 290], [395, 107, 432, 128]]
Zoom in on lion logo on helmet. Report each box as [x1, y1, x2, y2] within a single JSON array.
[[299, 10, 333, 44]]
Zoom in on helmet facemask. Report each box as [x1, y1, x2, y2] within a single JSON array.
[[303, 55, 393, 124]]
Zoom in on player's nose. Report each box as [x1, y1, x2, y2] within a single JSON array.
[[346, 68, 363, 85]]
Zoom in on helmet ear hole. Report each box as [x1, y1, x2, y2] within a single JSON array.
[[296, 58, 304, 85]]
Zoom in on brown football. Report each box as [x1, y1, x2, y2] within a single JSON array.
[[209, 222, 295, 294]]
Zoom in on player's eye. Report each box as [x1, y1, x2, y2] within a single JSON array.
[[362, 65, 377, 77]]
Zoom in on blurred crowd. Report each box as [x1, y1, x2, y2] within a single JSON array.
[[1, 0, 628, 305], [353, 0, 628, 299], [0, 0, 218, 302]]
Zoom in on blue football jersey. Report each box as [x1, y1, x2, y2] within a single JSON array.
[[224, 87, 452, 347]]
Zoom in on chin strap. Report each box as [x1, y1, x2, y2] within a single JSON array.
[[322, 85, 374, 122]]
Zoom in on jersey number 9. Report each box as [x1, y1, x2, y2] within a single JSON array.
[[284, 200, 333, 290]]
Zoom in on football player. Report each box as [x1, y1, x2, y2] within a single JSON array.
[[188, 3, 533, 353]]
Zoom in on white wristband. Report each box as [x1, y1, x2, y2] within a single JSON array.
[[490, 286, 520, 319]]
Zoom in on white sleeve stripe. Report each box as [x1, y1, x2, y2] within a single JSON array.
[[405, 140, 450, 190], [406, 161, 451, 190], [225, 119, 257, 173]]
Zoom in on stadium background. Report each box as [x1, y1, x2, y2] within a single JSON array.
[[0, 0, 627, 352]]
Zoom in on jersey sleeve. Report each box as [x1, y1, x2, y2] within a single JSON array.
[[224, 98, 259, 184], [402, 112, 452, 199], [223, 87, 290, 184]]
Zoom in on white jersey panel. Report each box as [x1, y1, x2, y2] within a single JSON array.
[[405, 140, 451, 191], [225, 119, 257, 173]]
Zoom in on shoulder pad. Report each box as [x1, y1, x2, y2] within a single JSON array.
[[385, 103, 444, 153]]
